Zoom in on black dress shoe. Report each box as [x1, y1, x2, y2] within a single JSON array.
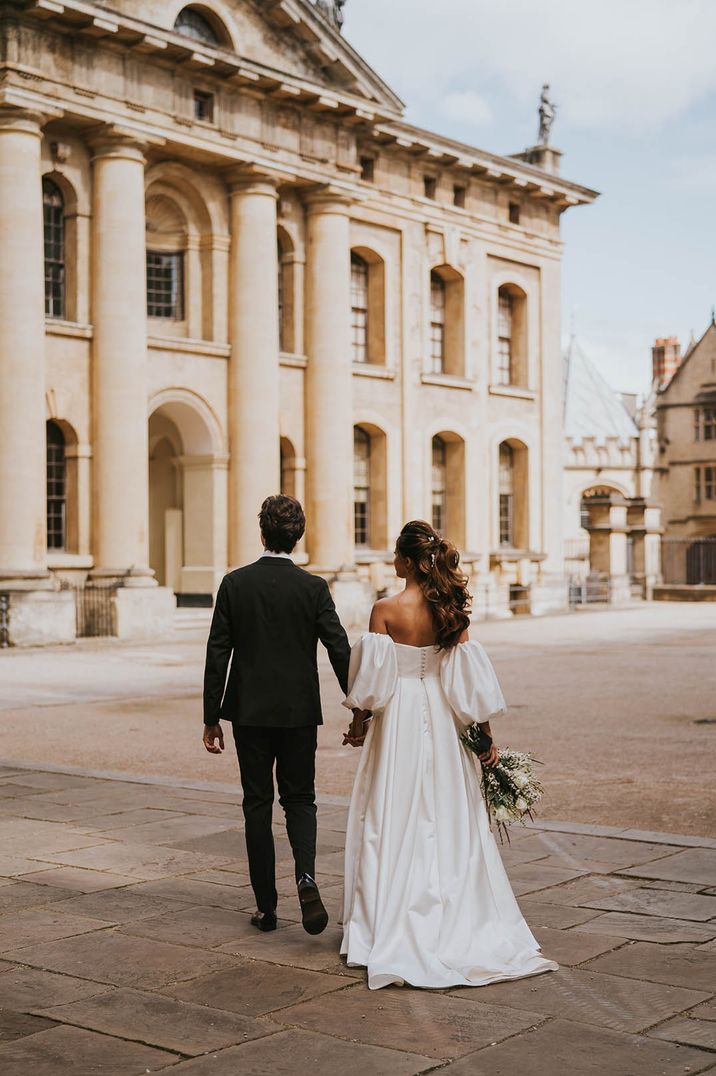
[[297, 874, 328, 935], [250, 910, 277, 932]]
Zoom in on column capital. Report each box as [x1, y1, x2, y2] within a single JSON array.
[[0, 89, 62, 136], [225, 164, 289, 198], [86, 123, 164, 164], [303, 185, 355, 216]]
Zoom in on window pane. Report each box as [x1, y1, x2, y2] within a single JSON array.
[[705, 408, 716, 441], [497, 291, 512, 384], [430, 273, 445, 373], [277, 240, 285, 351], [43, 179, 65, 319], [354, 427, 371, 545], [499, 493, 513, 546], [432, 436, 446, 533], [46, 421, 66, 550], [147, 251, 184, 319], [174, 8, 219, 44], [351, 255, 369, 364], [499, 443, 514, 546]]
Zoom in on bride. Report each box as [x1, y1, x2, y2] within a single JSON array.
[[340, 519, 558, 990]]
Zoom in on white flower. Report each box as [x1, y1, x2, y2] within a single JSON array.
[[513, 773, 529, 789], [495, 806, 510, 822], [515, 797, 528, 812]]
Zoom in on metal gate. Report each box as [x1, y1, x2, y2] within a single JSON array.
[[72, 581, 117, 638]]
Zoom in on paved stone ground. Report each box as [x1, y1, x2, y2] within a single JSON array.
[[0, 763, 715, 1075]]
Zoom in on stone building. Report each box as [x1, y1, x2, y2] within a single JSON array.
[[654, 320, 716, 590], [562, 336, 659, 595], [0, 0, 597, 645]]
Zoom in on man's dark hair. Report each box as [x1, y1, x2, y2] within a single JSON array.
[[259, 495, 306, 553]]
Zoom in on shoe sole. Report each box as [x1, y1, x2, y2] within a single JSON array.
[[300, 891, 329, 935], [252, 919, 277, 932]]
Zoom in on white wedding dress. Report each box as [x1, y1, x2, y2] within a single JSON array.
[[341, 632, 559, 990]]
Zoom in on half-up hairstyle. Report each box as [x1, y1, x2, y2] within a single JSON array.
[[395, 520, 471, 649]]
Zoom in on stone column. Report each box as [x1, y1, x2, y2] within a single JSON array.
[[89, 127, 174, 637], [0, 107, 50, 581], [585, 493, 631, 604], [0, 102, 74, 644], [228, 176, 281, 566], [627, 498, 662, 598], [304, 193, 354, 571]]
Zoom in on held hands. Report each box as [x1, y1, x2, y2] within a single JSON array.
[[203, 723, 225, 754], [343, 708, 371, 748]]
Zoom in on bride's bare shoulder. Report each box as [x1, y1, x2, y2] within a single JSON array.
[[369, 596, 394, 634]]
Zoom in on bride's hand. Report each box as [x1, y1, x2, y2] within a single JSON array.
[[478, 742, 500, 768], [343, 708, 371, 747]]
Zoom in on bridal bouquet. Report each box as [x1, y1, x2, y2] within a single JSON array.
[[461, 723, 544, 844]]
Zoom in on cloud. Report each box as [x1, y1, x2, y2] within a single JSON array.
[[345, 0, 716, 134], [439, 90, 492, 128]]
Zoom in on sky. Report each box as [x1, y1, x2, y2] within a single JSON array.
[[341, 0, 716, 395]]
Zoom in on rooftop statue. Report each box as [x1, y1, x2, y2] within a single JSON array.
[[538, 84, 557, 145], [316, 0, 346, 32]]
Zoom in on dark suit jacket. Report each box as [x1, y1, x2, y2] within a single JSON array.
[[203, 556, 351, 728]]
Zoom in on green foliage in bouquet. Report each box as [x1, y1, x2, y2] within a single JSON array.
[[461, 723, 544, 844]]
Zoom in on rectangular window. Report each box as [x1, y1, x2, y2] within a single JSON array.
[[704, 408, 716, 441], [695, 467, 702, 503], [147, 251, 184, 320], [44, 198, 64, 319], [424, 175, 437, 200], [706, 466, 716, 500], [453, 184, 466, 208], [193, 90, 214, 123], [359, 156, 375, 182], [695, 409, 701, 442], [431, 437, 447, 534], [350, 256, 369, 364], [499, 494, 513, 546], [429, 274, 446, 375], [508, 201, 521, 225], [353, 431, 371, 546]]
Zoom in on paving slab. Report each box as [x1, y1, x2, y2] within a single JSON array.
[[575, 911, 716, 944], [689, 1000, 716, 1021], [504, 862, 587, 896], [121, 905, 264, 948], [620, 848, 716, 886], [440, 1017, 716, 1075], [578, 886, 716, 921], [70, 807, 188, 832], [15, 867, 138, 892], [516, 830, 682, 868], [35, 840, 234, 879], [0, 881, 77, 913], [648, 1016, 716, 1051], [165, 957, 351, 1016], [530, 926, 626, 966], [51, 887, 189, 924], [0, 1011, 57, 1045], [40, 987, 272, 1056], [582, 940, 716, 991], [527, 873, 656, 907], [104, 815, 241, 846], [165, 1027, 436, 1075], [128, 876, 257, 910], [4, 929, 237, 989], [448, 966, 710, 1033], [0, 908, 110, 954], [0, 965, 111, 1010], [516, 899, 604, 929], [217, 923, 355, 974], [0, 1023, 176, 1075], [269, 982, 546, 1059]]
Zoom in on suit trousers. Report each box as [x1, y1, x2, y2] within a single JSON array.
[[232, 724, 318, 913]]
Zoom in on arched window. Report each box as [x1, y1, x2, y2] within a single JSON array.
[[496, 285, 528, 386], [429, 272, 446, 374], [146, 196, 187, 323], [498, 442, 514, 545], [43, 179, 65, 319], [280, 437, 296, 497], [174, 7, 221, 45], [351, 253, 369, 364], [46, 420, 66, 550], [277, 228, 295, 353], [431, 435, 447, 532], [354, 426, 371, 546]]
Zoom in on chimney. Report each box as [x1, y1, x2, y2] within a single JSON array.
[[652, 336, 681, 388]]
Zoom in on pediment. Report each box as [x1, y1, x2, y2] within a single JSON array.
[[175, 0, 404, 113]]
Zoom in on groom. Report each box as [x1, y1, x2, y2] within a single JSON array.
[[202, 495, 351, 934]]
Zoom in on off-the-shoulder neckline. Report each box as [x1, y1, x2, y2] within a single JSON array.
[[362, 631, 477, 650]]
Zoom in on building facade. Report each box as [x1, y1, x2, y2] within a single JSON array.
[[562, 337, 659, 595], [0, 0, 597, 645], [654, 321, 716, 589]]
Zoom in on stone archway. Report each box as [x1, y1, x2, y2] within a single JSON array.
[[148, 393, 227, 602]]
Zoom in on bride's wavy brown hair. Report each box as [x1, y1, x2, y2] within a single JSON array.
[[396, 520, 471, 650]]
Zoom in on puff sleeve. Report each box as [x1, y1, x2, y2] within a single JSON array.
[[440, 640, 506, 729], [342, 633, 398, 714]]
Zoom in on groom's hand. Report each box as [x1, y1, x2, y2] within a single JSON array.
[[203, 723, 224, 754], [343, 709, 370, 747]]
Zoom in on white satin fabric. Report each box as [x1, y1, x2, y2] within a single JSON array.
[[341, 632, 559, 990]]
